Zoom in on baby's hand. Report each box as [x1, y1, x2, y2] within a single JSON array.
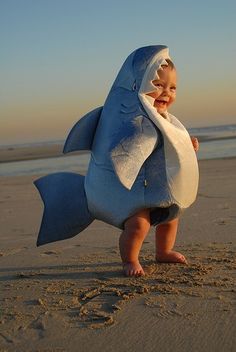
[[191, 136, 199, 152]]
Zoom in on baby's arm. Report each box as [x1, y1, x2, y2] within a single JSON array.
[[190, 136, 199, 152]]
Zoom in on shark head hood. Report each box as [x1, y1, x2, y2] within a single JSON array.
[[111, 45, 171, 93], [109, 45, 173, 123]]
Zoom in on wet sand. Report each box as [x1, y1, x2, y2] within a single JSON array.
[[0, 144, 64, 163], [0, 157, 235, 351]]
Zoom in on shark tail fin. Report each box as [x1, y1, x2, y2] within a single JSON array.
[[34, 172, 94, 246]]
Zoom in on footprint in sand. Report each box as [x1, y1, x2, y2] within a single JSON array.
[[214, 218, 228, 225], [145, 296, 183, 318], [40, 250, 61, 256]]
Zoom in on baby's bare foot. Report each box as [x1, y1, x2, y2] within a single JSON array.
[[123, 261, 145, 277], [156, 250, 187, 264]]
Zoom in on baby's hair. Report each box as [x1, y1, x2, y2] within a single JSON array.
[[162, 59, 175, 69]]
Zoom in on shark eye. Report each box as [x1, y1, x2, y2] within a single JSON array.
[[132, 81, 137, 91]]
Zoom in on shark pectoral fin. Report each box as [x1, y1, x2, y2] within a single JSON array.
[[111, 116, 158, 190], [63, 106, 103, 153], [34, 172, 94, 246]]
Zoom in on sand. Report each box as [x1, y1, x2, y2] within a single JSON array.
[[0, 155, 236, 352], [0, 144, 64, 163]]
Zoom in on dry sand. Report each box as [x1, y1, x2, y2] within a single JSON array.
[[0, 156, 235, 352]]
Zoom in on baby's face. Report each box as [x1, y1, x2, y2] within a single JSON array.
[[146, 65, 177, 116]]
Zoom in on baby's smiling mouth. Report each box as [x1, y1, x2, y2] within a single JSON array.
[[155, 99, 168, 108]]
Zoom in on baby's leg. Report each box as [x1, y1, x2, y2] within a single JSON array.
[[119, 209, 150, 276], [155, 218, 187, 264]]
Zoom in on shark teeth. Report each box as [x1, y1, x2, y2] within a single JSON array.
[[161, 58, 168, 66], [157, 58, 169, 71], [150, 58, 169, 85]]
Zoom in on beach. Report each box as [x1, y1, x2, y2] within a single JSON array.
[[0, 149, 235, 352], [0, 143, 64, 163]]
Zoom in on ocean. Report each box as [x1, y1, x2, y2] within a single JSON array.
[[0, 124, 236, 177]]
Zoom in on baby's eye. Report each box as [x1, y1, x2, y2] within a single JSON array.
[[170, 86, 176, 92], [153, 82, 163, 88]]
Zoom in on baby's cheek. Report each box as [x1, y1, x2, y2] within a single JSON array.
[[168, 97, 175, 105]]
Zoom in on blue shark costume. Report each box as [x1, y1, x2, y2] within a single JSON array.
[[35, 45, 199, 246]]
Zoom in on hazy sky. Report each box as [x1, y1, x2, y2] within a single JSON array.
[[1, 0, 236, 145]]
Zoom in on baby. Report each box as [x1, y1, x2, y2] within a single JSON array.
[[119, 60, 199, 276], [35, 46, 199, 278]]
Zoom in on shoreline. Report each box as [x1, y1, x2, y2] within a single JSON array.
[[0, 144, 90, 164], [0, 144, 64, 163], [0, 139, 236, 164]]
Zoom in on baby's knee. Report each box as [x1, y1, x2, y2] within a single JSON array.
[[125, 212, 151, 236]]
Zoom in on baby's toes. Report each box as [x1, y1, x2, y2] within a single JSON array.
[[176, 253, 187, 264]]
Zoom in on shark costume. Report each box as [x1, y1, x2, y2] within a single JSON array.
[[35, 45, 199, 246]]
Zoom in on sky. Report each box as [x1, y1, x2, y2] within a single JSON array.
[[1, 0, 236, 145]]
